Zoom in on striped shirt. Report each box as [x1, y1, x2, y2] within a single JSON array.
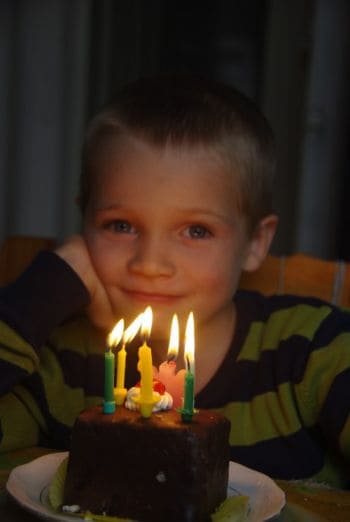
[[0, 252, 350, 487]]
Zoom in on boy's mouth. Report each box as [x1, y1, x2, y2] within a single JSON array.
[[122, 289, 181, 305]]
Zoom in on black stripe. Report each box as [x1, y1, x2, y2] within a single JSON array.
[[235, 290, 332, 321], [312, 308, 350, 349], [198, 293, 350, 407], [230, 428, 326, 480], [0, 359, 29, 396], [57, 349, 104, 397], [197, 334, 313, 407], [319, 367, 350, 449], [22, 373, 72, 449], [57, 340, 141, 398], [0, 251, 90, 350]]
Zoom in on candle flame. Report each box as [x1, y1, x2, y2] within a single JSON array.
[[107, 319, 124, 348], [141, 306, 153, 340], [184, 312, 195, 372], [123, 313, 143, 344], [167, 314, 179, 361]]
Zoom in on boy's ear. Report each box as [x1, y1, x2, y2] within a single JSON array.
[[242, 214, 278, 272]]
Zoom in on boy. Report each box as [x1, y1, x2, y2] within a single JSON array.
[[0, 75, 349, 488]]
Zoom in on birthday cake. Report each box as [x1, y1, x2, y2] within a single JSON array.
[[63, 403, 230, 521]]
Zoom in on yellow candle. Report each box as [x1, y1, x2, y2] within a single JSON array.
[[139, 342, 154, 403], [116, 346, 126, 390], [115, 313, 143, 405], [137, 307, 158, 417]]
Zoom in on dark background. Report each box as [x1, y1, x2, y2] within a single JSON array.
[[1, 0, 350, 259]]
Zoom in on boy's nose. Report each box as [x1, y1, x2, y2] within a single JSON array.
[[127, 236, 175, 278]]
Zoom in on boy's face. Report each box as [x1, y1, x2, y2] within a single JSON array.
[[83, 137, 255, 340]]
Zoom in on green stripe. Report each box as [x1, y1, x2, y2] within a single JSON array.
[[39, 346, 87, 426], [0, 321, 39, 372], [0, 392, 40, 451], [12, 385, 47, 433], [50, 316, 104, 356], [237, 304, 331, 362], [217, 382, 301, 445], [295, 333, 350, 426]]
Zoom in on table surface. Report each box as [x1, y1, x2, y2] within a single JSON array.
[[1, 447, 350, 522]]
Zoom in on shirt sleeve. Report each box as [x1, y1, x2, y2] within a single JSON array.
[[0, 251, 90, 396], [296, 306, 350, 462], [0, 251, 90, 350]]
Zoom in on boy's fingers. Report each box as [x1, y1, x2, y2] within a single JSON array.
[[86, 290, 116, 331]]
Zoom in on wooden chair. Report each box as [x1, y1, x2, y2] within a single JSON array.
[[239, 254, 350, 308], [0, 236, 56, 286], [0, 236, 349, 308]]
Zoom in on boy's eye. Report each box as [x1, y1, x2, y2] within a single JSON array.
[[104, 220, 134, 234], [187, 225, 211, 239]]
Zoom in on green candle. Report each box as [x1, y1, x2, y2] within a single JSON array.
[[180, 312, 196, 423], [103, 348, 116, 414], [181, 370, 195, 422]]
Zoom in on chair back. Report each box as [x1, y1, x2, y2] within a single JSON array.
[[0, 236, 56, 286], [239, 254, 350, 308]]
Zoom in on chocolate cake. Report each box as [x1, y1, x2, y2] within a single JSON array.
[[64, 405, 230, 521]]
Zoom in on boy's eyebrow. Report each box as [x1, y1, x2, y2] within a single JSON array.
[[179, 207, 235, 223], [95, 204, 236, 224], [95, 204, 123, 212], [95, 203, 230, 215]]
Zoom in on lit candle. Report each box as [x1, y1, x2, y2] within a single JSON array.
[[104, 318, 124, 414], [137, 307, 159, 418], [181, 312, 196, 422], [153, 314, 185, 408], [114, 313, 143, 405]]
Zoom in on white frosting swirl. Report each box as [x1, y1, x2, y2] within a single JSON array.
[[125, 387, 173, 412]]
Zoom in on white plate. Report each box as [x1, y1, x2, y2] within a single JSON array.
[[6, 452, 285, 521]]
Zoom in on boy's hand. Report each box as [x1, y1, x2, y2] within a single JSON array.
[[55, 235, 114, 331]]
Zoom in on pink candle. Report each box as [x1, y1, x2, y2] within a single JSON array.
[[153, 361, 185, 408], [152, 314, 185, 408]]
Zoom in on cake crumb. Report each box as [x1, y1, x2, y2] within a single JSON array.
[[62, 504, 81, 513], [156, 471, 166, 482]]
